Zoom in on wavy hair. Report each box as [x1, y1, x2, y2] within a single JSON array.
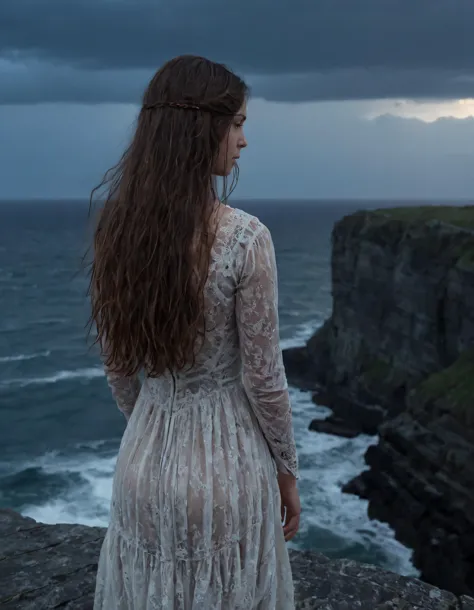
[[87, 55, 249, 377]]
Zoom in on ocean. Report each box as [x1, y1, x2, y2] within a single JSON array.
[[0, 198, 416, 577]]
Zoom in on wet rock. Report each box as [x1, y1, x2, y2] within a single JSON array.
[[308, 416, 360, 438]]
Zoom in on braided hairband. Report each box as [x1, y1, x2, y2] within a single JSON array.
[[143, 101, 202, 111]]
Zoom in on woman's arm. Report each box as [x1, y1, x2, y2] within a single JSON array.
[[104, 366, 141, 421], [101, 339, 141, 421], [236, 223, 299, 478]]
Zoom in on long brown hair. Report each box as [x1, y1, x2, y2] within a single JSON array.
[[87, 55, 249, 377]]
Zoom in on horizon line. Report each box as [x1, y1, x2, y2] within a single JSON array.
[[1, 197, 474, 204]]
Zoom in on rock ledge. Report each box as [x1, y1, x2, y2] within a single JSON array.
[[1, 509, 473, 609]]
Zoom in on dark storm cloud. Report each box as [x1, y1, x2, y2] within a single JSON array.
[[3, 65, 474, 106], [1, 0, 473, 103]]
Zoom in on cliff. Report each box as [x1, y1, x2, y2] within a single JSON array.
[[283, 205, 474, 596], [2, 508, 474, 610]]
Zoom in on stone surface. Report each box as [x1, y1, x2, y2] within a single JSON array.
[[308, 416, 360, 438], [1, 508, 473, 609], [0, 509, 104, 610], [346, 402, 474, 597], [282, 206, 474, 597]]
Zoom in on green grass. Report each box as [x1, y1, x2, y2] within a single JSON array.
[[415, 349, 474, 426], [374, 205, 474, 230], [335, 205, 474, 268]]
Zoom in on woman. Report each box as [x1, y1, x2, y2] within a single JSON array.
[[89, 55, 300, 609]]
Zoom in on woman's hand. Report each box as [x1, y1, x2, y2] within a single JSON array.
[[277, 471, 301, 542]]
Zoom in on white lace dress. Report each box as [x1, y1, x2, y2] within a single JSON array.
[[93, 208, 299, 610]]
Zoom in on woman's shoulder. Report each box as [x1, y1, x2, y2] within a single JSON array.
[[216, 207, 273, 279], [225, 206, 268, 243]]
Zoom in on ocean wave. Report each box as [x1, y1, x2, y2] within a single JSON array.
[[2, 448, 117, 528], [280, 319, 321, 350], [3, 390, 416, 577], [0, 350, 51, 363], [1, 367, 104, 388], [288, 386, 416, 577]]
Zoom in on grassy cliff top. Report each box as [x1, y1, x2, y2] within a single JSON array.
[[374, 205, 474, 230], [334, 205, 474, 256]]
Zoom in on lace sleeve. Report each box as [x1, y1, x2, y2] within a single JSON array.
[[236, 224, 299, 478], [101, 341, 141, 422], [104, 368, 141, 422]]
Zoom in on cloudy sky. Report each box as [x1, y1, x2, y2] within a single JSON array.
[[1, 0, 474, 200]]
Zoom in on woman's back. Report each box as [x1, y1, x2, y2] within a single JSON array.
[[149, 206, 256, 388], [142, 208, 268, 388]]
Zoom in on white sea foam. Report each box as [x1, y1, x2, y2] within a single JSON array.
[[278, 319, 416, 576], [288, 386, 417, 577], [2, 367, 104, 388], [0, 350, 51, 363], [15, 387, 416, 578], [280, 320, 322, 350], [20, 447, 116, 528]]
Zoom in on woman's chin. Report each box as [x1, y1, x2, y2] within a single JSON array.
[[226, 160, 238, 175], [213, 167, 235, 178]]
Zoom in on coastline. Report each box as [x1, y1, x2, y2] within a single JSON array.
[[283, 205, 474, 596]]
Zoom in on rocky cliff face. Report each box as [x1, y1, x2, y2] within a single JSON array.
[[283, 205, 474, 596], [2, 508, 473, 610], [346, 349, 474, 597]]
